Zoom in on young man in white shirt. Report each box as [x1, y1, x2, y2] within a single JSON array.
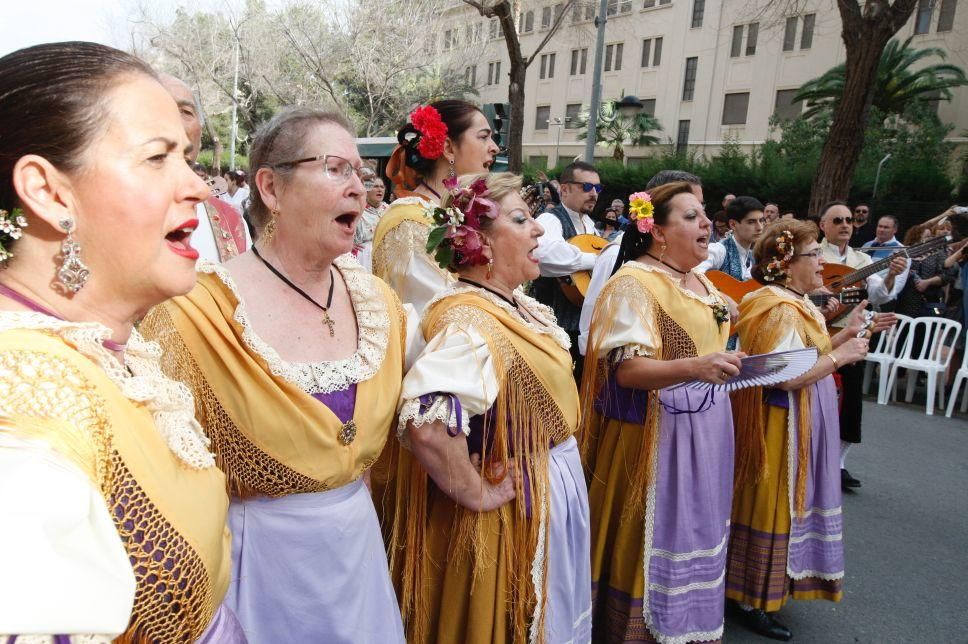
[[533, 161, 602, 378], [697, 196, 765, 281]]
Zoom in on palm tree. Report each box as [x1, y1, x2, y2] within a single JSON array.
[[575, 99, 662, 161], [795, 37, 967, 119]]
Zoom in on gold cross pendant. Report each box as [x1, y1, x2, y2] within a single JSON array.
[[322, 310, 335, 337]]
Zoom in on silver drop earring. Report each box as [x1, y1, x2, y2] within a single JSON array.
[[54, 216, 90, 294]]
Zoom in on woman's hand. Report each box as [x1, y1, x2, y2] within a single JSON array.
[[468, 454, 517, 512], [690, 352, 745, 385], [870, 312, 897, 334], [833, 336, 869, 366], [843, 300, 871, 337]]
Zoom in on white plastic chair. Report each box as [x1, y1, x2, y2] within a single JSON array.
[[945, 344, 968, 418], [885, 317, 962, 415], [864, 313, 913, 405]]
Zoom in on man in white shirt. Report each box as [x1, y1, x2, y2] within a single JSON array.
[[818, 201, 907, 491], [697, 196, 765, 281], [763, 202, 779, 223], [861, 215, 903, 261], [578, 170, 704, 354], [533, 161, 602, 376], [222, 170, 251, 214], [160, 74, 251, 263]]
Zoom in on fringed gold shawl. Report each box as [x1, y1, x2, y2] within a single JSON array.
[[140, 257, 407, 498], [391, 290, 579, 644], [580, 262, 731, 520], [731, 285, 832, 514]]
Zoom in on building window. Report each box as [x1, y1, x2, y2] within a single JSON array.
[[730, 25, 743, 58], [554, 3, 565, 21], [605, 43, 624, 72], [915, 0, 933, 33], [691, 0, 705, 28], [520, 10, 534, 33], [489, 19, 499, 39], [641, 37, 663, 66], [586, 4, 596, 19], [676, 120, 690, 154], [653, 37, 663, 65], [443, 29, 453, 51], [535, 105, 551, 130], [642, 39, 653, 67], [542, 6, 552, 28], [487, 61, 502, 85], [465, 65, 477, 86], [644, 0, 671, 6], [474, 22, 483, 43], [641, 98, 656, 116], [774, 89, 804, 121], [732, 23, 758, 57], [570, 48, 588, 75], [937, 0, 957, 31], [722, 92, 750, 125], [607, 0, 632, 15], [540, 52, 556, 79], [424, 34, 436, 55], [529, 155, 549, 168], [800, 14, 815, 49], [746, 22, 758, 55], [783, 16, 797, 51], [565, 103, 583, 128], [682, 57, 698, 101]]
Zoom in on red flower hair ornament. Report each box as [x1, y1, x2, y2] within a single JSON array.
[[409, 105, 449, 160], [425, 177, 500, 269]]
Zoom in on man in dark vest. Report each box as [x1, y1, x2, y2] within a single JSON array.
[[533, 161, 603, 381]]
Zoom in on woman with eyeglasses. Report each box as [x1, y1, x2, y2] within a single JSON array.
[[141, 107, 408, 641], [727, 220, 892, 641], [371, 100, 499, 314]]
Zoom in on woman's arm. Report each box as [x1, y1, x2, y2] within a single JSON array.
[[407, 420, 515, 512], [615, 351, 744, 390], [776, 337, 869, 390]]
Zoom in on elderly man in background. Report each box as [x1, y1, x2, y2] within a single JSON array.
[[819, 201, 906, 491], [159, 74, 250, 262], [353, 166, 387, 272], [862, 215, 904, 260], [763, 201, 780, 223]]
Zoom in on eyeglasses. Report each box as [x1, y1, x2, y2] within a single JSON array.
[[562, 181, 603, 194], [796, 249, 824, 259], [272, 154, 364, 184], [829, 216, 851, 225]]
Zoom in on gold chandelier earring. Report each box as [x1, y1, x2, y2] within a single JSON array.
[[54, 216, 90, 294], [263, 209, 279, 245], [659, 243, 667, 263]]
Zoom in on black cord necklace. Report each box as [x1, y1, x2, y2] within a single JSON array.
[[251, 245, 337, 337], [458, 277, 519, 309], [779, 283, 806, 297], [419, 181, 441, 199], [645, 252, 689, 276]]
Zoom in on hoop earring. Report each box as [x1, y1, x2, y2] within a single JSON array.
[[448, 158, 456, 180], [54, 216, 90, 294], [263, 210, 278, 244]]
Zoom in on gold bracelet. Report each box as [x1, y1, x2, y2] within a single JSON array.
[[826, 353, 839, 370]]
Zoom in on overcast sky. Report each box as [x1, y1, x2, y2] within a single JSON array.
[[0, 0, 133, 56]]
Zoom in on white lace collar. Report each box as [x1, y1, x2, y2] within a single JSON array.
[[762, 284, 828, 328], [426, 283, 572, 351], [625, 260, 726, 307], [0, 311, 215, 469], [200, 254, 390, 394]]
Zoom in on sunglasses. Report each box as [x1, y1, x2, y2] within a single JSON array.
[[830, 216, 852, 225], [563, 181, 603, 194]]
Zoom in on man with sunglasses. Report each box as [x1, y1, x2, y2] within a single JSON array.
[[820, 202, 907, 492], [850, 203, 877, 246], [533, 161, 604, 379]]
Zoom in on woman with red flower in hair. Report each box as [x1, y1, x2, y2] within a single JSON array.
[[390, 172, 592, 643], [372, 100, 499, 314]]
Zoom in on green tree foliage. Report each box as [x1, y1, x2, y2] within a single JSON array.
[[795, 37, 968, 119], [574, 100, 662, 161]]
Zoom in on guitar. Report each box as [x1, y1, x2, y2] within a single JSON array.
[[822, 235, 950, 291], [707, 271, 867, 311], [558, 234, 610, 307]]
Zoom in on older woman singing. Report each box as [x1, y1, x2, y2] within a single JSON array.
[[392, 172, 591, 643], [142, 107, 408, 642]]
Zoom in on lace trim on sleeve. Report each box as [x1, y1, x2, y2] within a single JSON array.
[[397, 394, 471, 445]]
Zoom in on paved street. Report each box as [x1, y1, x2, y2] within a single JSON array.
[[724, 397, 968, 643]]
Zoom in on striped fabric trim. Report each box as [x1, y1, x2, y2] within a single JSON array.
[[651, 533, 728, 562], [648, 570, 726, 596]]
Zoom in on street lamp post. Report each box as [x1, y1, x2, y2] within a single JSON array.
[[584, 0, 610, 163], [872, 153, 892, 199], [229, 37, 240, 171], [548, 117, 567, 166]]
